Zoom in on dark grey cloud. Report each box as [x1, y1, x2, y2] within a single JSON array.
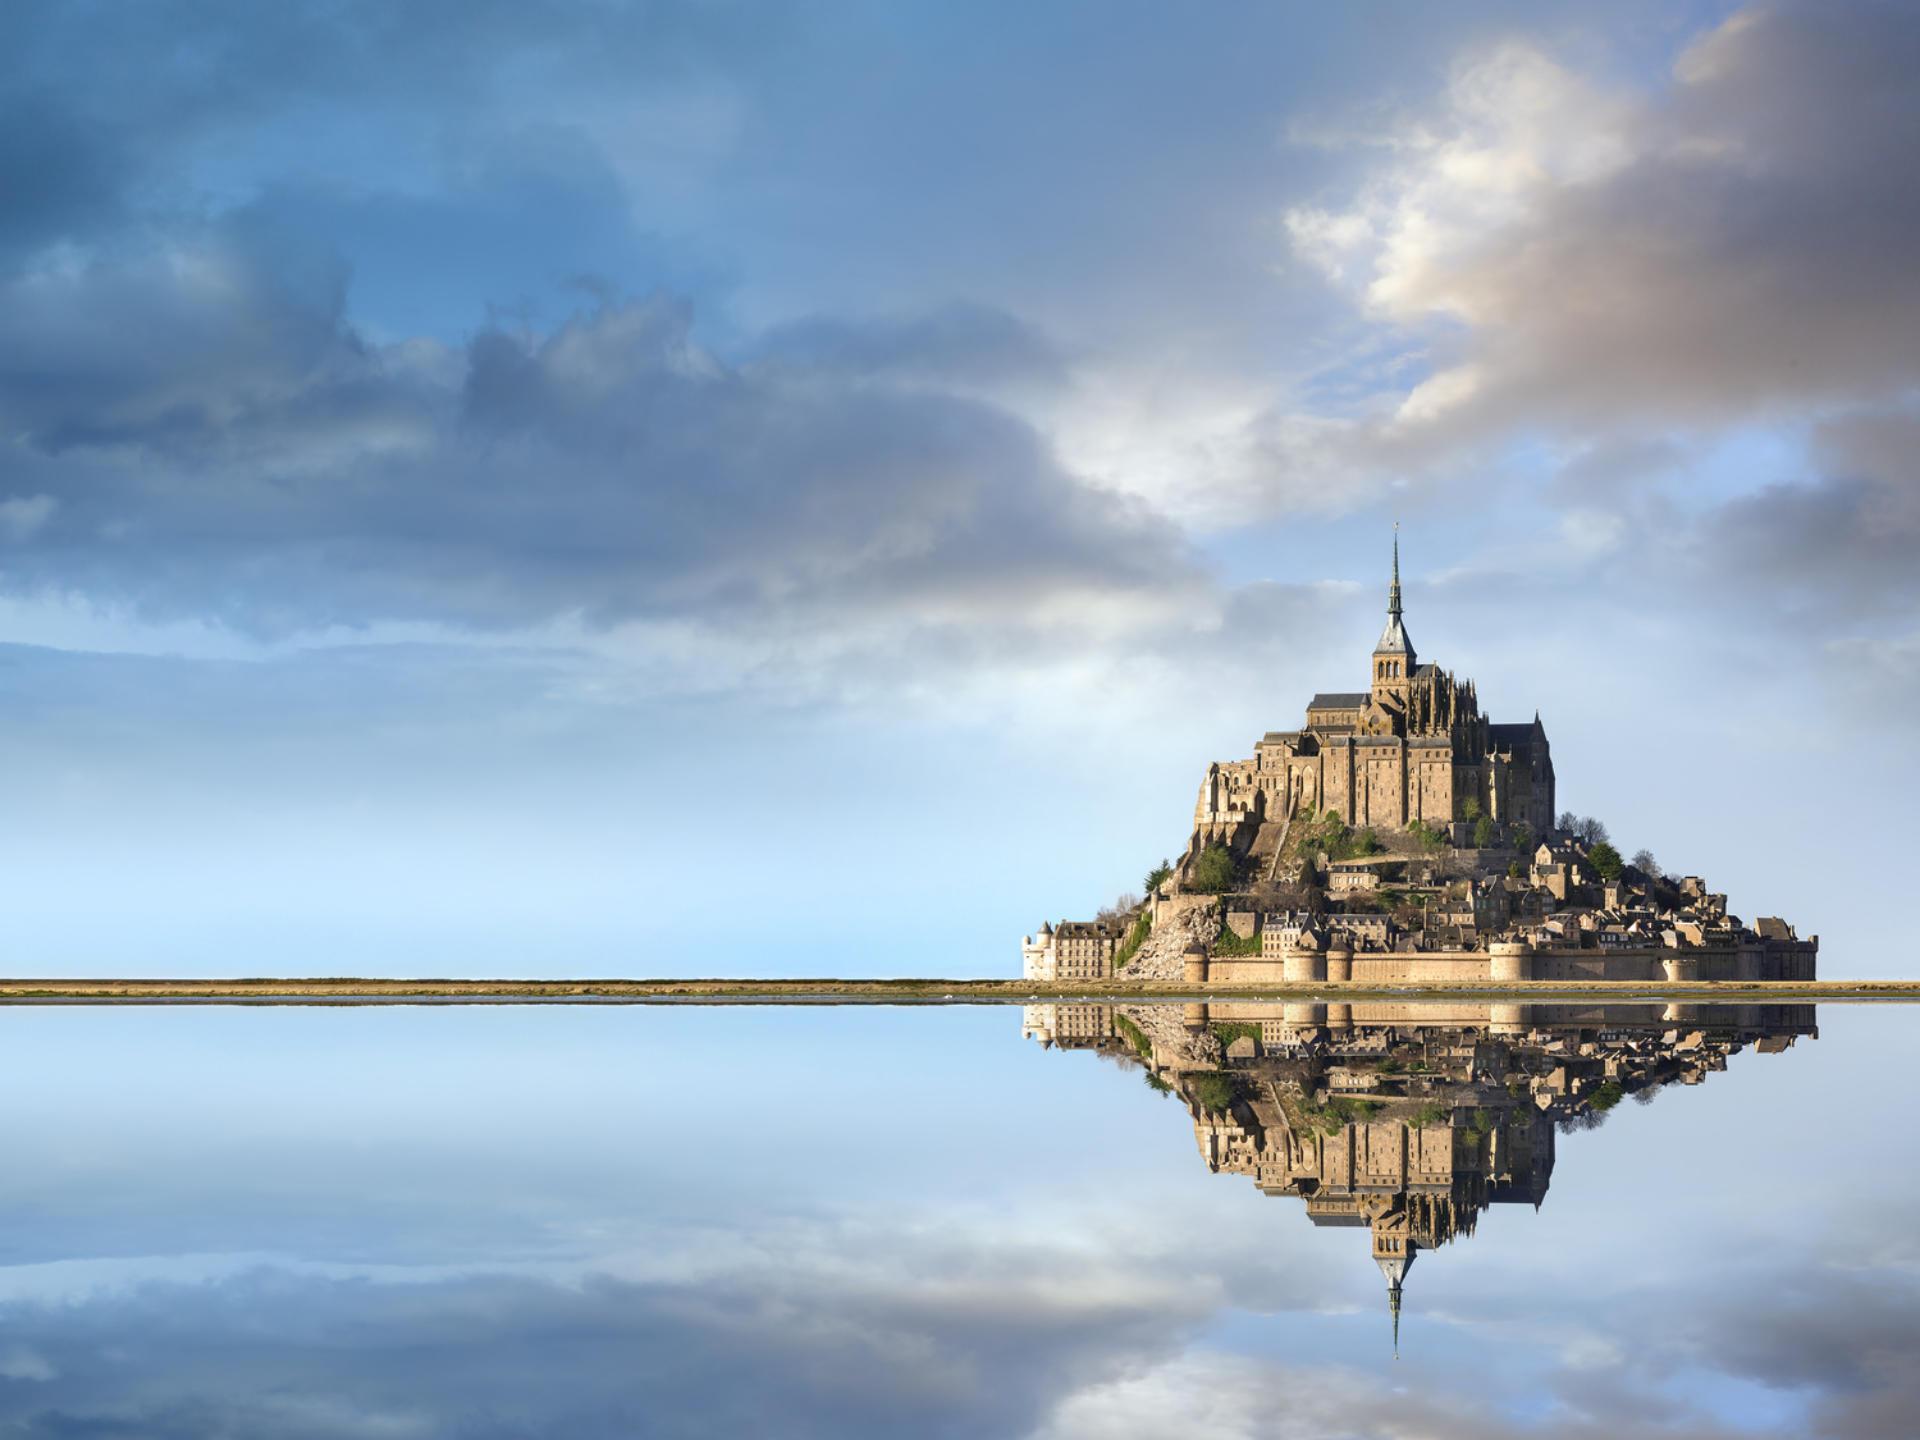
[[1712, 405, 1920, 616], [0, 91, 136, 259], [0, 0, 1201, 645], [0, 223, 367, 457], [0, 233, 1190, 635], [757, 303, 1070, 390]]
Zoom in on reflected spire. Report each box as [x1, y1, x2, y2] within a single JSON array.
[[1022, 1000, 1821, 1364], [1374, 1240, 1413, 1361]]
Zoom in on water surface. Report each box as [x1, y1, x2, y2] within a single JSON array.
[[0, 1000, 1909, 1437]]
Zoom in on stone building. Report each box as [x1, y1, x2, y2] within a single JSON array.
[[1019, 532, 1815, 988], [1182, 537, 1555, 875], [1022, 919, 1131, 981]]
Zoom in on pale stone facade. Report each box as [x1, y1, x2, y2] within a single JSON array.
[[1022, 918, 1132, 981], [1181, 537, 1554, 872], [1019, 536, 1816, 986]]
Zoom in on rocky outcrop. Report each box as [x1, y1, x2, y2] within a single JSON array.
[[1117, 1002, 1223, 1068], [1122, 900, 1222, 983]]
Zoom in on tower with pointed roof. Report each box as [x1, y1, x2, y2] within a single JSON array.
[[1372, 1215, 1415, 1359], [1370, 527, 1418, 715], [1175, 527, 1555, 875]]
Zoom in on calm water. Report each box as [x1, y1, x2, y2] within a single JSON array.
[[0, 999, 1909, 1437]]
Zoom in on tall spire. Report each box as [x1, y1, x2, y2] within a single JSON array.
[[1372, 523, 1414, 663], [1389, 522, 1402, 619], [1374, 1234, 1413, 1361]]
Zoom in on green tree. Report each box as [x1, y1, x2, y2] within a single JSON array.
[[1507, 859, 1526, 880], [1589, 841, 1625, 882], [1191, 844, 1237, 894], [1510, 821, 1533, 852], [1472, 815, 1497, 848], [1589, 1081, 1625, 1112], [1112, 911, 1153, 968], [1209, 923, 1261, 957], [1462, 797, 1483, 822], [1144, 860, 1173, 894], [1114, 1014, 1153, 1059], [1192, 1072, 1236, 1113]]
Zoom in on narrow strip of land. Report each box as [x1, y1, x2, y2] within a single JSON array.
[[0, 977, 1912, 1004]]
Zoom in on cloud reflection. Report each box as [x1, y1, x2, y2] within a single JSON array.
[[0, 1001, 1909, 1437], [0, 1239, 1909, 1438]]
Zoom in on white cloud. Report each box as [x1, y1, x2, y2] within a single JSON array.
[[1558, 505, 1627, 556], [1244, 2, 1920, 529]]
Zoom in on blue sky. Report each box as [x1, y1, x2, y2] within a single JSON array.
[[1, 0, 1915, 976]]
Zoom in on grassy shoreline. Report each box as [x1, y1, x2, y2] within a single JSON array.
[[0, 977, 1909, 1004]]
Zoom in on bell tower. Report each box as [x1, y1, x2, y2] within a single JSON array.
[[1370, 527, 1416, 709], [1372, 1218, 1416, 1360]]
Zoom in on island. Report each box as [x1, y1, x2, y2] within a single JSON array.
[[1022, 537, 1817, 987]]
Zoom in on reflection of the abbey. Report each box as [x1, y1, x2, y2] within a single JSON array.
[[1025, 999, 1816, 1353]]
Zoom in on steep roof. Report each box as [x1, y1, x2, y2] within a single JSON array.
[[1487, 722, 1540, 750], [1374, 614, 1414, 655]]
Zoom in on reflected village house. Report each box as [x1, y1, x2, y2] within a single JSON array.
[[1022, 537, 1817, 986], [1024, 999, 1818, 1353]]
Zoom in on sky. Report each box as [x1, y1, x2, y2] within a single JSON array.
[[1, 0, 1916, 976]]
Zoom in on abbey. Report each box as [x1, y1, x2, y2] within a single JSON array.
[[1018, 534, 1816, 988], [1185, 536, 1553, 870]]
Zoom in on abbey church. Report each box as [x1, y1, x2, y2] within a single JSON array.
[[1023, 535, 1816, 986], [1184, 538, 1554, 873]]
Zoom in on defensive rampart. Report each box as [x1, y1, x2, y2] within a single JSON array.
[[1192, 939, 1817, 986]]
